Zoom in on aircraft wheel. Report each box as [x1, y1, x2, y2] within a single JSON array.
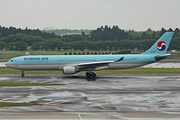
[[86, 72, 96, 78], [92, 72, 96, 78], [86, 72, 91, 78]]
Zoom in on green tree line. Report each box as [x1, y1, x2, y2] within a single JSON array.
[[0, 25, 180, 51], [42, 29, 91, 36]]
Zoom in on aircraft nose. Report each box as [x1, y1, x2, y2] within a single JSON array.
[[5, 63, 8, 67], [5, 63, 9, 67]]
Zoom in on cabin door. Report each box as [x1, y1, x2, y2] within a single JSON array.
[[50, 58, 54, 63], [99, 57, 103, 61], [139, 56, 143, 62]]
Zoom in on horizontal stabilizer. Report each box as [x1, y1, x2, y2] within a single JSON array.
[[154, 55, 171, 61]]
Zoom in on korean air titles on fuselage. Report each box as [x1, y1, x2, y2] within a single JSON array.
[[24, 57, 48, 61]]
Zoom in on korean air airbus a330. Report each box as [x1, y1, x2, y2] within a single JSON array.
[[6, 32, 174, 77]]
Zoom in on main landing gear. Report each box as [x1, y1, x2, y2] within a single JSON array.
[[86, 72, 96, 78], [21, 71, 25, 77]]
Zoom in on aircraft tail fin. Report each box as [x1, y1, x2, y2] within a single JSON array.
[[142, 32, 174, 55]]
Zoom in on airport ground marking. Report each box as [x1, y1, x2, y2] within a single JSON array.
[[78, 114, 82, 120], [44, 101, 60, 105], [29, 81, 37, 83], [0, 99, 8, 102], [63, 82, 75, 84]]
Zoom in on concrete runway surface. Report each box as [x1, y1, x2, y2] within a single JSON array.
[[0, 74, 180, 119]]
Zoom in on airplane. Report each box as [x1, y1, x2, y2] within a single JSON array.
[[6, 32, 174, 78]]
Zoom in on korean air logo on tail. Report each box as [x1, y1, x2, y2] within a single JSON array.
[[157, 41, 167, 51]]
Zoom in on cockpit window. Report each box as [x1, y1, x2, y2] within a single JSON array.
[[10, 60, 14, 62]]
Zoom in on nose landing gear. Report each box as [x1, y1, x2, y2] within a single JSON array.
[[21, 71, 25, 77]]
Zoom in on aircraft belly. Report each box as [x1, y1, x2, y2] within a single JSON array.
[[108, 62, 150, 69], [13, 64, 61, 70]]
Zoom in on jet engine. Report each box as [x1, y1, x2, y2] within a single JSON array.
[[63, 66, 78, 74]]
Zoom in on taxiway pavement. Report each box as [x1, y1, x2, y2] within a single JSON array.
[[0, 74, 180, 119]]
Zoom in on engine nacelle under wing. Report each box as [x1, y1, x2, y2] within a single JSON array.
[[63, 66, 78, 74]]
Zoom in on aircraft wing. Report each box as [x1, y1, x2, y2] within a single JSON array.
[[74, 57, 124, 69]]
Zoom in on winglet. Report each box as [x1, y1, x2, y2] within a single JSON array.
[[115, 57, 124, 62]]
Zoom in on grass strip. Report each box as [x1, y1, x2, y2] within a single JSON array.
[[0, 82, 64, 86], [0, 67, 180, 75], [0, 102, 39, 107], [0, 67, 63, 74]]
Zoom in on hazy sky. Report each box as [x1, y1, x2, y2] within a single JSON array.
[[0, 0, 179, 31]]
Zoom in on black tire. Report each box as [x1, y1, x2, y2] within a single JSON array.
[[92, 72, 96, 77], [86, 72, 91, 78]]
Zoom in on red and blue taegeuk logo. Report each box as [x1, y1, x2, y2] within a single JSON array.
[[157, 41, 167, 51]]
